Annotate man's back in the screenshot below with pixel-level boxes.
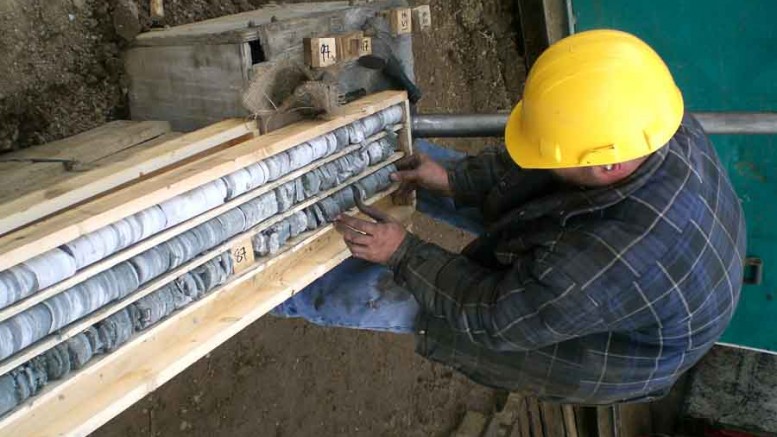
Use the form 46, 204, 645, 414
402, 115, 746, 403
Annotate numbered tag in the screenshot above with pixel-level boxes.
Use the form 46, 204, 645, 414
230, 237, 255, 274
303, 37, 338, 68
381, 8, 412, 35
359, 37, 372, 57
412, 5, 432, 32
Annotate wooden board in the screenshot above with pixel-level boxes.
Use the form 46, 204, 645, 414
0, 90, 406, 271
540, 403, 566, 437
596, 406, 615, 437
0, 119, 254, 238
133, 2, 352, 46
527, 398, 545, 437
0, 121, 170, 206
125, 0, 410, 133
615, 404, 653, 437
256, 0, 407, 60
0, 197, 413, 437
0, 121, 168, 163
0, 153, 406, 375
0, 127, 399, 325
125, 44, 253, 132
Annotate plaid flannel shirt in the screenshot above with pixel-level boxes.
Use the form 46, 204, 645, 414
388, 114, 746, 404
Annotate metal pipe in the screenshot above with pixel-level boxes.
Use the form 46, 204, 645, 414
412, 114, 509, 138
692, 112, 777, 134
411, 112, 777, 138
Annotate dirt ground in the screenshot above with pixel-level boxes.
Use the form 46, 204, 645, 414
0, 0, 526, 435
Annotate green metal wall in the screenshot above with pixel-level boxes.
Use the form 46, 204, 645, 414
573, 0, 777, 352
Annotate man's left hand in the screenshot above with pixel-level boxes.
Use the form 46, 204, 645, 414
334, 210, 406, 265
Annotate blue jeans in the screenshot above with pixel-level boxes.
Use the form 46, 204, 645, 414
271, 140, 485, 333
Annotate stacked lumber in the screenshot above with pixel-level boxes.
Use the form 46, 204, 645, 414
0, 91, 413, 436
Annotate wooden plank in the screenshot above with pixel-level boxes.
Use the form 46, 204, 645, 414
512, 396, 533, 437
540, 403, 566, 437
257, 0, 406, 60
0, 130, 179, 210
0, 197, 413, 437
0, 119, 254, 238
125, 44, 252, 131
133, 2, 351, 47
596, 406, 615, 437
527, 398, 545, 437
616, 403, 653, 437
561, 405, 579, 437
0, 153, 404, 376
0, 127, 400, 324
0, 121, 169, 162
0, 121, 170, 207
0, 91, 406, 271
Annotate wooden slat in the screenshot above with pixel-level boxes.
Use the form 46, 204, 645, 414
133, 2, 351, 47
513, 396, 533, 437
540, 403, 567, 437
0, 155, 404, 376
561, 405, 579, 437
0, 119, 254, 238
125, 44, 252, 132
596, 406, 616, 437
0, 121, 170, 197
0, 121, 169, 162
527, 398, 545, 437
0, 196, 413, 437
0, 90, 406, 271
616, 404, 653, 437
0, 127, 400, 324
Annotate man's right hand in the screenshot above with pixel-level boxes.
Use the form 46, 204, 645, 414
390, 153, 453, 201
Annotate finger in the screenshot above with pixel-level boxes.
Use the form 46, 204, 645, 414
354, 197, 393, 223
335, 222, 373, 245
390, 169, 419, 183
395, 181, 416, 196
347, 245, 371, 260
350, 185, 375, 220
394, 154, 423, 171
336, 214, 378, 235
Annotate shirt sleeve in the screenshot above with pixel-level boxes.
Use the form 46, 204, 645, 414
388, 233, 608, 352
448, 146, 516, 208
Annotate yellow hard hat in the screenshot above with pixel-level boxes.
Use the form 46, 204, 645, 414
505, 29, 684, 169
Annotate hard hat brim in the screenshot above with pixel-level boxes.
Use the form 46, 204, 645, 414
504, 101, 543, 169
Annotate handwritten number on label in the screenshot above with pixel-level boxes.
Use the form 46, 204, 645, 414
234, 246, 247, 263
320, 44, 331, 60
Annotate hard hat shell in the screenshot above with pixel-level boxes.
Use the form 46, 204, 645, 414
505, 29, 684, 169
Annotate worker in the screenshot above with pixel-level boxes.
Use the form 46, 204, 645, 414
272, 29, 746, 404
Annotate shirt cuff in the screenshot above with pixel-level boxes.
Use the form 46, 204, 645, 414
447, 166, 474, 209
387, 232, 423, 274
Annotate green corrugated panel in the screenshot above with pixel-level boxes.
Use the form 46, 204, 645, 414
573, 0, 777, 351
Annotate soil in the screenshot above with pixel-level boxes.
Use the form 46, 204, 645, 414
0, 0, 526, 435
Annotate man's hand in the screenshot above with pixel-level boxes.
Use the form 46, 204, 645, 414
334, 202, 407, 265
391, 153, 452, 202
